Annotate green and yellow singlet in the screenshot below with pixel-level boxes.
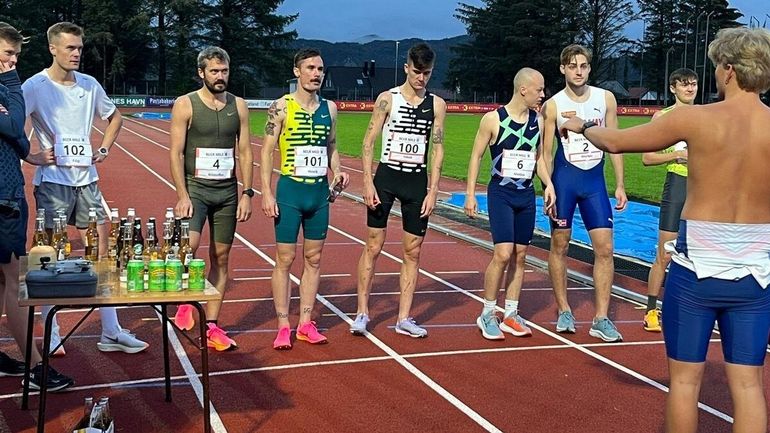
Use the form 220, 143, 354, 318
279, 94, 332, 184
658, 105, 688, 177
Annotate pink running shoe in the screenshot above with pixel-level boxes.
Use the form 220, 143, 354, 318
206, 323, 237, 351
174, 305, 195, 331
296, 321, 328, 345
273, 326, 292, 350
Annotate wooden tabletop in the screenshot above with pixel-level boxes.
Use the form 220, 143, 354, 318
19, 257, 220, 307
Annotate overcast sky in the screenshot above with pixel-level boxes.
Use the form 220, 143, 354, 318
277, 0, 769, 42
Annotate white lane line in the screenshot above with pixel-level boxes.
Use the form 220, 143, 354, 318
232, 277, 272, 281
326, 224, 735, 424
434, 271, 479, 275
92, 126, 228, 433
119, 124, 502, 432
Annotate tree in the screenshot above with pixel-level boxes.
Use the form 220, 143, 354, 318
578, 0, 635, 83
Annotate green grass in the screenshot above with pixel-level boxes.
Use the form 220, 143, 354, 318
249, 111, 666, 202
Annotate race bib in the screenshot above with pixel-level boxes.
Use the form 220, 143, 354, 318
501, 149, 536, 179
389, 132, 427, 164
294, 146, 328, 177
54, 135, 92, 167
195, 148, 234, 180
565, 131, 603, 163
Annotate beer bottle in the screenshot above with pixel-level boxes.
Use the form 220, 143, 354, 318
126, 207, 136, 239
84, 208, 99, 261
179, 221, 193, 289
131, 217, 144, 260
36, 208, 45, 222
160, 221, 174, 261
59, 216, 71, 259
172, 217, 182, 255
33, 217, 49, 247
107, 208, 120, 266
164, 207, 174, 226
52, 217, 67, 261
148, 217, 159, 248
143, 221, 160, 265
119, 223, 133, 280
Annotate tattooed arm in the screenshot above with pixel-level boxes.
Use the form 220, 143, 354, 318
361, 91, 392, 209
260, 97, 287, 218
327, 101, 349, 189
421, 96, 447, 218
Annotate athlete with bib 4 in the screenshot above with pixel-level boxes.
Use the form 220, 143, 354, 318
261, 49, 349, 350
640, 68, 697, 332
541, 44, 627, 342
169, 46, 253, 351
350, 43, 446, 338
464, 68, 555, 340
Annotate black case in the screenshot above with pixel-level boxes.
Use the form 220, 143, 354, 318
26, 262, 98, 298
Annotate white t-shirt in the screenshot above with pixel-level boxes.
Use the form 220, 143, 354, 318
23, 70, 116, 187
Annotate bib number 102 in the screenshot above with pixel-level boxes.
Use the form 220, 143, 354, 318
63, 145, 87, 156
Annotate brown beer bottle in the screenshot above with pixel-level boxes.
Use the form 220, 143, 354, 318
84, 208, 99, 262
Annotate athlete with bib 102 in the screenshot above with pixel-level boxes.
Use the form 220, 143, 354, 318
261, 49, 349, 350
541, 44, 627, 342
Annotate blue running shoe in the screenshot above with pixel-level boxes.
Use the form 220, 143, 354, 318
589, 317, 623, 342
476, 313, 505, 340
555, 310, 576, 333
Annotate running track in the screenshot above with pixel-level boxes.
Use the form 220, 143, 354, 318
1, 113, 766, 432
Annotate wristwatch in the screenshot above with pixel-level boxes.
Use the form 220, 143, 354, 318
580, 121, 598, 134
97, 147, 109, 157
242, 188, 255, 198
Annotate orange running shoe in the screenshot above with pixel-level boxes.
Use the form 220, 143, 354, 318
174, 304, 195, 331
273, 326, 292, 350
500, 313, 533, 337
296, 321, 328, 345
206, 323, 237, 351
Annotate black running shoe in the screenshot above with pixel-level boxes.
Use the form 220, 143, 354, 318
0, 351, 26, 377
25, 364, 74, 392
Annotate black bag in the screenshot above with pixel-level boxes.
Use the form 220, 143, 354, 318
26, 258, 98, 298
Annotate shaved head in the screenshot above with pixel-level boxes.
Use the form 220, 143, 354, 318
513, 67, 543, 90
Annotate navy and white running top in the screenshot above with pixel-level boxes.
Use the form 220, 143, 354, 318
553, 86, 607, 171
490, 107, 539, 189
380, 87, 434, 173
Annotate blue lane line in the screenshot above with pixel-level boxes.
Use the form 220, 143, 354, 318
446, 193, 660, 263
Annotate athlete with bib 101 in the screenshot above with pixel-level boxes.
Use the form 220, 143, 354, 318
541, 44, 627, 342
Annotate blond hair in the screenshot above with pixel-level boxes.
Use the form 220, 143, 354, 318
708, 27, 770, 93
560, 44, 592, 66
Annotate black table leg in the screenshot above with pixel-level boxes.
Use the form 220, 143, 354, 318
161, 304, 171, 402
191, 302, 211, 433
37, 305, 59, 433
21, 305, 35, 410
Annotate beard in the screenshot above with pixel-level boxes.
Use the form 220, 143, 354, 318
204, 78, 228, 94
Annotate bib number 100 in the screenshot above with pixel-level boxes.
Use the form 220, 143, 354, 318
398, 143, 420, 154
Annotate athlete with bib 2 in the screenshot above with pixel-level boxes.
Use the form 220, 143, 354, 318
350, 43, 446, 338
541, 44, 627, 342
261, 49, 349, 350
169, 46, 253, 351
464, 68, 556, 340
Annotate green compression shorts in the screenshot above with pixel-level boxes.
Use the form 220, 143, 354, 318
274, 175, 329, 243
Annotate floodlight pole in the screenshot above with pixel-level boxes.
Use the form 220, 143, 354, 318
394, 41, 400, 87
664, 47, 674, 104
702, 11, 715, 104
683, 13, 695, 68
692, 11, 706, 74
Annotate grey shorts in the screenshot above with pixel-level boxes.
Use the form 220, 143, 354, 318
187, 179, 238, 245
34, 181, 107, 229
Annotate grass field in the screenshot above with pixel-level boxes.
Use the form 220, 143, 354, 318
249, 111, 668, 203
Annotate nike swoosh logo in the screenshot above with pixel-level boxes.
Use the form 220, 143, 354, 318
79, 94, 85, 99
421, 109, 432, 113
529, 126, 538, 131
321, 114, 329, 118
226, 112, 236, 116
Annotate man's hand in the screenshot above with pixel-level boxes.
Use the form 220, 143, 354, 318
261, 192, 279, 218
543, 184, 557, 219
420, 190, 438, 218
175, 196, 194, 219
333, 172, 350, 190
559, 115, 586, 138
0, 104, 7, 115
464, 194, 478, 218
92, 150, 108, 164
362, 180, 380, 210
675, 149, 688, 164
26, 148, 54, 166
236, 195, 252, 222
614, 186, 628, 211
0, 59, 15, 73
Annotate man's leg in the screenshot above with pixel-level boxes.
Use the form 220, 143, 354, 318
298, 238, 325, 324
665, 359, 705, 433
0, 260, 42, 366
272, 243, 296, 329
548, 228, 572, 313
587, 228, 613, 319
397, 232, 425, 322
644, 229, 677, 331
355, 228, 386, 316
206, 241, 232, 321
476, 243, 511, 340
725, 363, 766, 433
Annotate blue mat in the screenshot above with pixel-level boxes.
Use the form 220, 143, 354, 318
130, 112, 171, 120
446, 193, 661, 263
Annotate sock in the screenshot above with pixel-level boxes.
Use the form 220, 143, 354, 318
100, 307, 121, 338
41, 305, 61, 349
482, 299, 496, 316
504, 300, 519, 319
206, 319, 218, 326
646, 296, 658, 312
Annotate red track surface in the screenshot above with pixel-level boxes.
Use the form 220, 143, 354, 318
1, 114, 766, 433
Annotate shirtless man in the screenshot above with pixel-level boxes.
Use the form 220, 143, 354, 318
561, 27, 770, 433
